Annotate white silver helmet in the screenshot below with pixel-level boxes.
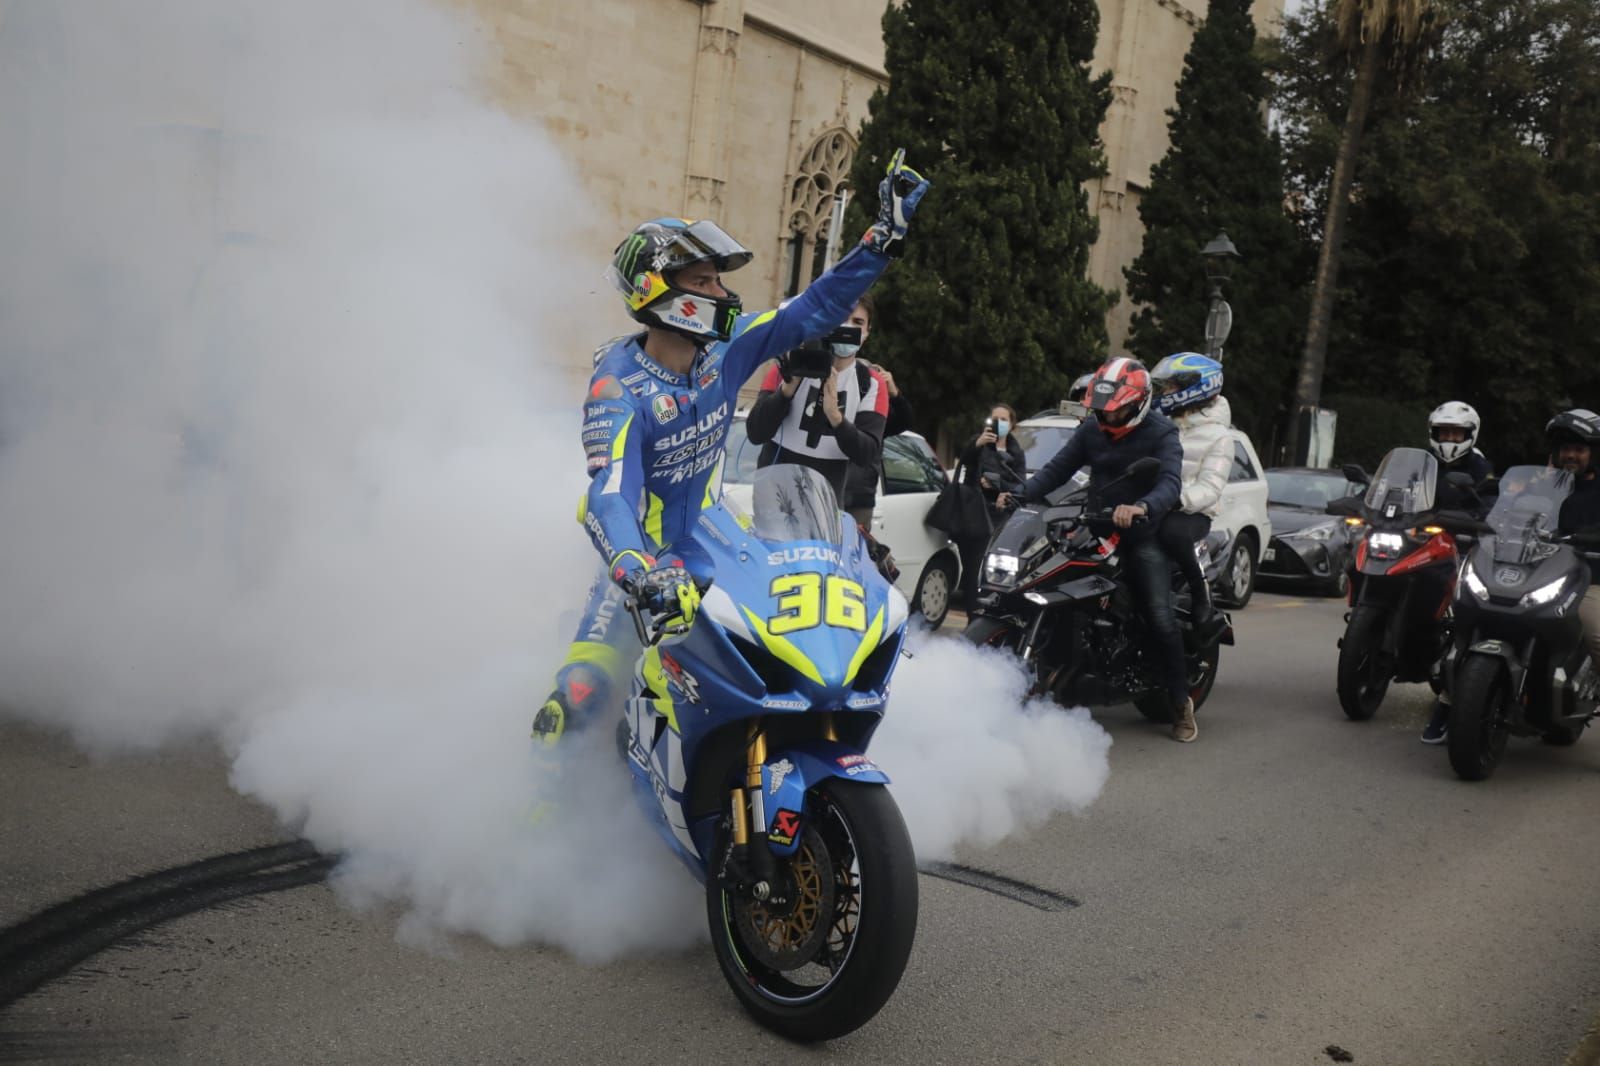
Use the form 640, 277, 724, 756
1427, 401, 1480, 463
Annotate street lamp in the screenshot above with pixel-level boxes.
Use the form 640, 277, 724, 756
1200, 231, 1239, 362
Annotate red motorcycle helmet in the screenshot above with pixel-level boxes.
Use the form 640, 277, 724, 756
1086, 357, 1154, 440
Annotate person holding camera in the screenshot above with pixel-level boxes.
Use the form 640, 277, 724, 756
746, 297, 889, 506
953, 403, 1027, 611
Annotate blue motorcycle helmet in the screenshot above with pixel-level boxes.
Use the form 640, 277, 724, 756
1151, 352, 1223, 416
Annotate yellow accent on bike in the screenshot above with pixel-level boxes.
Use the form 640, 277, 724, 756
844, 606, 886, 685
642, 646, 680, 733
765, 573, 867, 635
824, 576, 867, 630
740, 606, 826, 686
769, 573, 822, 635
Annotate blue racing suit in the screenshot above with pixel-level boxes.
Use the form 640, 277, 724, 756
549, 244, 892, 722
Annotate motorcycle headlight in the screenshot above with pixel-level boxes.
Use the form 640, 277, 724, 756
1462, 566, 1489, 600
1368, 531, 1405, 557
985, 552, 1020, 587
1520, 576, 1568, 608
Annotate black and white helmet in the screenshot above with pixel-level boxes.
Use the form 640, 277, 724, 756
1427, 401, 1480, 463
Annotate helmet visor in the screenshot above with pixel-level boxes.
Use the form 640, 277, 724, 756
666, 220, 754, 274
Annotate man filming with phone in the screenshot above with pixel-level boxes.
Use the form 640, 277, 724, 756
746, 297, 889, 506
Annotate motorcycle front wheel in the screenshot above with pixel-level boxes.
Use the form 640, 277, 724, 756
708, 779, 918, 1042
1337, 605, 1392, 720
1447, 655, 1510, 781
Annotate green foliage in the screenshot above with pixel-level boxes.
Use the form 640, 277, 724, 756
1321, 391, 1434, 468
1123, 0, 1308, 445
1274, 0, 1600, 465
845, 0, 1114, 450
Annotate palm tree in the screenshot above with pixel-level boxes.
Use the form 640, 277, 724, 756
1285, 0, 1435, 463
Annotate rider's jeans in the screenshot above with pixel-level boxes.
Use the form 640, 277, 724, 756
1580, 587, 1600, 673
1123, 533, 1191, 708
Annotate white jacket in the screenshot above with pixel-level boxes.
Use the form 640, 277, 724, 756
1172, 396, 1233, 518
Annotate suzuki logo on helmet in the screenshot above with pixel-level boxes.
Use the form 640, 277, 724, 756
680, 300, 698, 317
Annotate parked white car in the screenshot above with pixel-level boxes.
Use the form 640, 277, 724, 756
719, 412, 963, 628
1010, 402, 1273, 607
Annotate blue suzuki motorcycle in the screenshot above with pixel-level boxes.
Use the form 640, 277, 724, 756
618, 464, 917, 1041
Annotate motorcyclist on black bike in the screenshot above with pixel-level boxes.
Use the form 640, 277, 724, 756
998, 357, 1192, 741
1550, 409, 1600, 676
1421, 401, 1496, 743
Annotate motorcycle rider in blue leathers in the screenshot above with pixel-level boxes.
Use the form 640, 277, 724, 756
531, 154, 931, 746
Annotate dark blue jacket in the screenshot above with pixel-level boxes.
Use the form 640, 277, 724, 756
1557, 472, 1600, 583
1022, 412, 1185, 536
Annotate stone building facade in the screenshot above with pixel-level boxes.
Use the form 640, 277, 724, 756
465, 0, 1282, 382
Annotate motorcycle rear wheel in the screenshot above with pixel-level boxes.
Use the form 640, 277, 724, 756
1447, 655, 1511, 781
708, 780, 918, 1042
1134, 649, 1220, 722
1336, 606, 1391, 720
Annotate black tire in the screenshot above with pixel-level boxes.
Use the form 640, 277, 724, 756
1336, 605, 1392, 720
708, 780, 918, 1042
911, 554, 957, 629
1224, 535, 1257, 608
1447, 654, 1510, 781
1133, 645, 1220, 722
1326, 566, 1350, 599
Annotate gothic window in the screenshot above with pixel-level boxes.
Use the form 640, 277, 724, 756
783, 128, 855, 298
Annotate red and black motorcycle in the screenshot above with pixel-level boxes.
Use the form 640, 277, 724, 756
1326, 447, 1472, 720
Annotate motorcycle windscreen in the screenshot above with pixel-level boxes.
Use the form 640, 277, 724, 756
1485, 465, 1573, 564
1364, 447, 1438, 517
747, 464, 847, 547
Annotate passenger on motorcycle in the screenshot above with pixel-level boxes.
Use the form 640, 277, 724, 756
1422, 401, 1496, 743
531, 157, 930, 747
997, 357, 1195, 741
1551, 409, 1600, 676
1150, 353, 1231, 628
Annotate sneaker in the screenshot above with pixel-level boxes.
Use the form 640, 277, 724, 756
1171, 697, 1198, 743
1421, 698, 1449, 745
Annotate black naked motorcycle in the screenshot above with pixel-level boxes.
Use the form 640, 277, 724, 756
1326, 448, 1466, 721
962, 458, 1234, 723
1444, 466, 1600, 780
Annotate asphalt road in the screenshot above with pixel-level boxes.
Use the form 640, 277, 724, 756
3, 591, 1598, 1065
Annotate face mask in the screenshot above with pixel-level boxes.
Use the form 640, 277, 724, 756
996, 419, 1010, 437
830, 342, 860, 359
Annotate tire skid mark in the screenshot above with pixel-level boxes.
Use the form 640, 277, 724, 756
0, 841, 334, 1010
919, 861, 1080, 912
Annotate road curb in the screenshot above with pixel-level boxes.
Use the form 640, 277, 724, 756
1569, 1007, 1600, 1066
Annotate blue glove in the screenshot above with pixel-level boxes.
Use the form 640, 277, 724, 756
861, 148, 930, 258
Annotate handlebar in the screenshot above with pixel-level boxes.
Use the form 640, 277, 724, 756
622, 574, 714, 647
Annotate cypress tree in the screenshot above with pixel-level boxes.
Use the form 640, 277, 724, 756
846, 0, 1114, 451
1123, 0, 1306, 446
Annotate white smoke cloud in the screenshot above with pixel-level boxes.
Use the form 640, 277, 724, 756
0, 0, 1109, 962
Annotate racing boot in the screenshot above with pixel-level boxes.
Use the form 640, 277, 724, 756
1172, 696, 1198, 743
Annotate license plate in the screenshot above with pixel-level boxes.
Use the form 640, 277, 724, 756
1262, 548, 1276, 562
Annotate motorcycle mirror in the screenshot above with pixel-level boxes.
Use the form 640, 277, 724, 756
1341, 463, 1370, 485
1126, 456, 1162, 483
1324, 496, 1360, 517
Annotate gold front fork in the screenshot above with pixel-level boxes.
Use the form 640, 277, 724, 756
731, 718, 768, 846
821, 712, 839, 742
